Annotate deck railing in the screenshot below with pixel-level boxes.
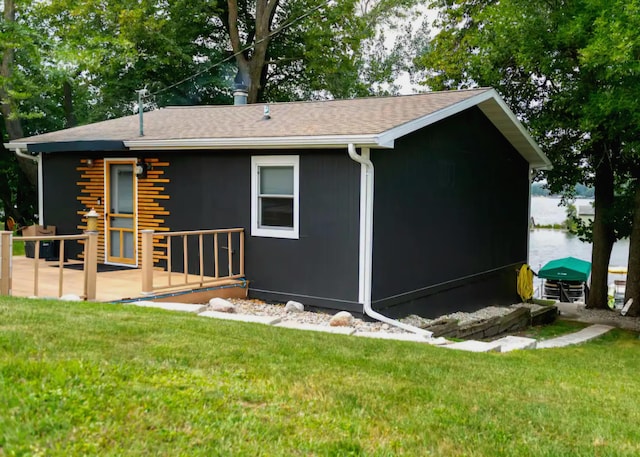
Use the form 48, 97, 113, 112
0, 231, 98, 299
141, 228, 245, 294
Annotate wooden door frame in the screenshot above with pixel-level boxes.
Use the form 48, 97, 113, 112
104, 158, 138, 267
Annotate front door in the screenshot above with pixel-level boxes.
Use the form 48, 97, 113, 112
106, 160, 137, 265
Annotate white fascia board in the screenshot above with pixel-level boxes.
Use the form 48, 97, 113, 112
4, 142, 28, 151
124, 135, 382, 150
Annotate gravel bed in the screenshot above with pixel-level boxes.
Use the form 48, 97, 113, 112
226, 298, 407, 333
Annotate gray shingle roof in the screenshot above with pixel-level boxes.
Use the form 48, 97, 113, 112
7, 88, 552, 169
14, 89, 490, 143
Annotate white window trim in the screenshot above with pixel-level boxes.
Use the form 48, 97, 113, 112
251, 155, 299, 239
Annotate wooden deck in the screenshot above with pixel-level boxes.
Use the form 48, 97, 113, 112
10, 256, 244, 302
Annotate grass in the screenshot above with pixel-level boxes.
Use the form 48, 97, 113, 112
1, 297, 640, 456
11, 240, 25, 256
0, 222, 26, 255
516, 319, 590, 340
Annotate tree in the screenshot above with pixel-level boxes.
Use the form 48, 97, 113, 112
1, 0, 39, 225
211, 0, 420, 103
416, 0, 639, 309
580, 0, 640, 314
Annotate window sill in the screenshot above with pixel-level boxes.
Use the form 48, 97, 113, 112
251, 227, 299, 239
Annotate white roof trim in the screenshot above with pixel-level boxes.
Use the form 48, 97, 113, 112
123, 135, 383, 150
3, 142, 28, 151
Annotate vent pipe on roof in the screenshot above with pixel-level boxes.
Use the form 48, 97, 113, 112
136, 88, 147, 137
233, 83, 248, 105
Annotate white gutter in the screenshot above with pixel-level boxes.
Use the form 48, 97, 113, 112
125, 135, 384, 150
14, 148, 43, 225
347, 143, 434, 338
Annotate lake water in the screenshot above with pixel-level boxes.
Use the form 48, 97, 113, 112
528, 196, 629, 274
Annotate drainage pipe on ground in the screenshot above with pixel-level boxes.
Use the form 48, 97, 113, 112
347, 144, 433, 338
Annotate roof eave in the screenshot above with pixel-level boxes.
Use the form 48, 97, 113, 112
376, 88, 553, 170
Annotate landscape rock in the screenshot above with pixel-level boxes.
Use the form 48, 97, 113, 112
329, 311, 354, 327
284, 300, 305, 313
59, 294, 82, 301
208, 297, 236, 313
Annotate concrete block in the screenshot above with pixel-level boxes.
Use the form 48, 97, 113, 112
537, 324, 614, 348
275, 321, 355, 335
198, 310, 281, 325
355, 331, 431, 342
128, 301, 207, 313
444, 340, 502, 353
492, 335, 537, 352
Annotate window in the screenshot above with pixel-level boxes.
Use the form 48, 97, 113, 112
251, 155, 299, 239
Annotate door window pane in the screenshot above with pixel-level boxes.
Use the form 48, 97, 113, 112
110, 164, 134, 214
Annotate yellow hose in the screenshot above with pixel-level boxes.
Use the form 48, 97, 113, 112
517, 264, 534, 302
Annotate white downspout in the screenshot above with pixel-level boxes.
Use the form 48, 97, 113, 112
347, 144, 434, 338
15, 148, 43, 225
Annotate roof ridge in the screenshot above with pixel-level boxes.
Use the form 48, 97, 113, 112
162, 88, 491, 110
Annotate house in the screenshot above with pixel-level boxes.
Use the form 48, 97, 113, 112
5, 88, 551, 318
577, 204, 595, 224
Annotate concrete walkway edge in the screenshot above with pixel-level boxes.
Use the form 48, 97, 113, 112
126, 301, 616, 352
536, 324, 614, 349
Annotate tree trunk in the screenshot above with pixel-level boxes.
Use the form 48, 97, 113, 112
623, 174, 640, 316
227, 0, 279, 104
63, 80, 76, 128
587, 151, 616, 309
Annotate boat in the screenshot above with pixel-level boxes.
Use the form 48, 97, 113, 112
607, 266, 627, 309
537, 257, 591, 303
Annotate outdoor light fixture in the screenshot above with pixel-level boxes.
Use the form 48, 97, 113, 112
86, 208, 99, 232
86, 158, 94, 168
135, 159, 148, 178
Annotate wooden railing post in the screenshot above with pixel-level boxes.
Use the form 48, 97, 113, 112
0, 231, 12, 296
239, 230, 245, 277
141, 230, 154, 294
84, 232, 98, 300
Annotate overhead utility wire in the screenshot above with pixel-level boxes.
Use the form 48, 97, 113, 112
147, 0, 331, 98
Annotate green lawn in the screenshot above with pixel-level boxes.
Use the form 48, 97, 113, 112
1, 297, 640, 456
0, 222, 26, 255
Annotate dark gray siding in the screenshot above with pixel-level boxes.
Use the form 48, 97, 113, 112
162, 149, 361, 313
42, 154, 85, 258
371, 107, 530, 318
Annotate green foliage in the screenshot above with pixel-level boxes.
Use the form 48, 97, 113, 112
1, 297, 640, 455
417, 0, 639, 201
417, 0, 640, 306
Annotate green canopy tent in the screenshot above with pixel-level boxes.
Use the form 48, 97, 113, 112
538, 257, 592, 282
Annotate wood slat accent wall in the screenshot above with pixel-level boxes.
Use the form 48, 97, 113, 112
75, 158, 170, 267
